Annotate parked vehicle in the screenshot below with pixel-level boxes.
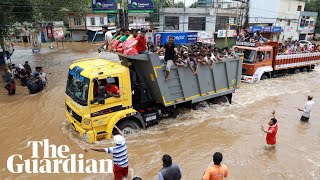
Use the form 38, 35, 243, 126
65, 54, 242, 142
299, 40, 313, 46
235, 41, 320, 83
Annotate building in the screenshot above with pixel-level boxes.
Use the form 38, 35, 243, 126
159, 6, 239, 46
67, 12, 150, 41
248, 0, 317, 41
67, 12, 115, 41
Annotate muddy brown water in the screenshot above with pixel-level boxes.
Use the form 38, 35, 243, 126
0, 44, 319, 180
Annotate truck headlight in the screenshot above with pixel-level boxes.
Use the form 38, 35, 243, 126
83, 119, 91, 125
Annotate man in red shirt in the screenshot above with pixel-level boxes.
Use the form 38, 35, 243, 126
105, 83, 120, 97
126, 29, 148, 54
261, 110, 278, 149
94, 80, 120, 98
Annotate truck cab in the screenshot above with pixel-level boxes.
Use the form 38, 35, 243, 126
65, 58, 144, 142
234, 41, 275, 83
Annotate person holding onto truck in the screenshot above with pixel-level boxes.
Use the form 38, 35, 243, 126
125, 29, 148, 54
187, 53, 198, 76
298, 96, 315, 122
100, 25, 113, 51
156, 36, 178, 81
202, 152, 228, 180
261, 110, 278, 149
85, 125, 129, 180
158, 154, 182, 180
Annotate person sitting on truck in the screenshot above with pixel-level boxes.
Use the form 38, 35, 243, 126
156, 36, 178, 81
94, 79, 120, 98
84, 125, 129, 180
125, 29, 148, 54
187, 53, 197, 76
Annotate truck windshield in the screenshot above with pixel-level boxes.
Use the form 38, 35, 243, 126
66, 70, 89, 106
242, 50, 256, 64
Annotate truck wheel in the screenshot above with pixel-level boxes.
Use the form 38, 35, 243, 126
302, 68, 308, 73
294, 69, 300, 74
260, 75, 268, 80
213, 96, 229, 104
168, 108, 178, 119
117, 120, 140, 135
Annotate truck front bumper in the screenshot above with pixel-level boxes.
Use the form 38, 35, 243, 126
241, 75, 255, 83
66, 112, 96, 143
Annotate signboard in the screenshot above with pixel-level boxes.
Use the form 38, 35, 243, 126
235, 41, 256, 47
53, 27, 64, 39
128, 0, 154, 13
263, 26, 272, 33
154, 32, 198, 45
217, 30, 236, 38
272, 26, 282, 33
297, 12, 318, 33
92, 0, 117, 13
250, 26, 282, 33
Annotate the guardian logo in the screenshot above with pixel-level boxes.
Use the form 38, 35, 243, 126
7, 139, 113, 173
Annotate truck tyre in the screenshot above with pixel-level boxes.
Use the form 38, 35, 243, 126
302, 67, 308, 72
117, 120, 140, 135
294, 69, 300, 74
260, 75, 268, 80
168, 108, 178, 119
213, 96, 229, 104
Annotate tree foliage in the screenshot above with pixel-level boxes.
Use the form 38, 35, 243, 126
0, 0, 90, 45
305, 0, 320, 33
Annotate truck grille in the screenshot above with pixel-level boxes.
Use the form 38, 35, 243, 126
66, 105, 82, 123
242, 68, 247, 75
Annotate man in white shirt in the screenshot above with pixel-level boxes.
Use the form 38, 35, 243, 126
298, 96, 315, 122
100, 25, 113, 51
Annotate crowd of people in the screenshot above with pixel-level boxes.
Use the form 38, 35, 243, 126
1, 61, 47, 95
278, 40, 320, 54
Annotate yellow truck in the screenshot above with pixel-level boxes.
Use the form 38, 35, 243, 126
66, 54, 242, 142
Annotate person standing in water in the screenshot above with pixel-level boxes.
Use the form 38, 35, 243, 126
261, 110, 278, 149
298, 96, 315, 122
85, 125, 129, 180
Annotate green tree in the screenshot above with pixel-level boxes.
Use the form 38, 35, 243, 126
305, 0, 320, 33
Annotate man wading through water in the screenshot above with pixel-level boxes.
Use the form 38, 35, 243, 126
85, 125, 129, 180
261, 110, 278, 149
298, 96, 315, 122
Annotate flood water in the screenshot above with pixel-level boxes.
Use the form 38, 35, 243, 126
0, 43, 319, 180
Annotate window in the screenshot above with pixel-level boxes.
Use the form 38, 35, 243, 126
93, 77, 120, 99
242, 50, 256, 64
257, 51, 265, 62
266, 51, 271, 60
90, 17, 95, 26
165, 16, 179, 30
74, 17, 81, 26
66, 72, 89, 106
100, 17, 104, 25
297, 5, 302, 11
310, 21, 314, 26
305, 21, 309, 27
188, 17, 206, 31
216, 16, 229, 31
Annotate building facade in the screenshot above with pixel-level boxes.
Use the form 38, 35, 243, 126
159, 7, 239, 46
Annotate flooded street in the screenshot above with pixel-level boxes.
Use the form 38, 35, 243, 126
1, 44, 320, 180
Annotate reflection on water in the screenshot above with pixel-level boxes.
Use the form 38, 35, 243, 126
0, 44, 320, 179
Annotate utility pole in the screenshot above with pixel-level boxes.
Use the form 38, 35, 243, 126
243, 0, 249, 29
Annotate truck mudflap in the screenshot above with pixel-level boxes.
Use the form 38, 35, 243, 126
66, 112, 96, 143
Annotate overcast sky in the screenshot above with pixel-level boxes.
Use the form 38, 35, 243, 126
176, 0, 196, 6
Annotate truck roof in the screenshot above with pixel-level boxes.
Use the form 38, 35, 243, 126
70, 58, 126, 78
